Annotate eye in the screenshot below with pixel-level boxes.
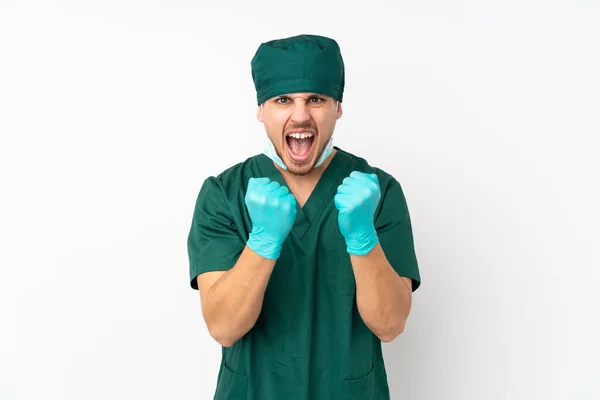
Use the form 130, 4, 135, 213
275, 96, 290, 104
308, 96, 324, 103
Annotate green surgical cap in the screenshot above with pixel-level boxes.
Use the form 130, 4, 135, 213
251, 34, 345, 105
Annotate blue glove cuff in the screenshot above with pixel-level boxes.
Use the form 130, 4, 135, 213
246, 231, 282, 259
345, 229, 379, 256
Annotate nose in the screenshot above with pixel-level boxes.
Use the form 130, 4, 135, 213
290, 100, 311, 124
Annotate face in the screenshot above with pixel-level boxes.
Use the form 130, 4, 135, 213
257, 93, 343, 176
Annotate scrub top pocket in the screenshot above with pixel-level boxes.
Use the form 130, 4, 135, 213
343, 362, 375, 400
214, 362, 248, 400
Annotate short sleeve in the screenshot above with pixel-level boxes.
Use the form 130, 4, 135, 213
374, 178, 421, 292
187, 177, 246, 290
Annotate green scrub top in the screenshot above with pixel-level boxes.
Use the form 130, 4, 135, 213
188, 146, 421, 400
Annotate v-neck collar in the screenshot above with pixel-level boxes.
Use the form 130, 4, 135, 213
257, 146, 355, 239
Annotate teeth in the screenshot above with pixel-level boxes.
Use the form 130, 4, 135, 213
288, 132, 314, 139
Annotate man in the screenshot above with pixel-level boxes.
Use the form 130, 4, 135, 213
187, 34, 421, 400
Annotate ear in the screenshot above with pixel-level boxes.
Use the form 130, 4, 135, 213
336, 102, 343, 119
257, 104, 264, 122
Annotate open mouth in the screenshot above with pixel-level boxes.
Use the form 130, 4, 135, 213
285, 131, 316, 163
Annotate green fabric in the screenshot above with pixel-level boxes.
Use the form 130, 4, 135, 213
250, 34, 345, 105
187, 147, 421, 400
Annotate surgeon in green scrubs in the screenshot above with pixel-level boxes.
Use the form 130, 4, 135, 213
187, 34, 421, 400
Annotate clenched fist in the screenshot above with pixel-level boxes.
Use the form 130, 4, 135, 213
334, 171, 381, 256
245, 177, 297, 259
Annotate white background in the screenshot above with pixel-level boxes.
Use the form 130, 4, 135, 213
2, 0, 599, 399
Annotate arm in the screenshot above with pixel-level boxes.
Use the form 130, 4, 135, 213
351, 243, 412, 342
197, 246, 276, 347
188, 176, 297, 348
334, 171, 421, 343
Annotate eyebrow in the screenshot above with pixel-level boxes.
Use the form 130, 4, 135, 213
274, 94, 327, 101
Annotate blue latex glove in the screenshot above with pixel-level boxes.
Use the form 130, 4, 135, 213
334, 171, 381, 256
245, 177, 297, 259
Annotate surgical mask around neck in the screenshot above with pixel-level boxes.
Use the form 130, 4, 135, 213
314, 135, 334, 167
263, 139, 288, 170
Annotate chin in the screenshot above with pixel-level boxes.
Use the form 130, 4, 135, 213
284, 159, 315, 176
283, 149, 325, 176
